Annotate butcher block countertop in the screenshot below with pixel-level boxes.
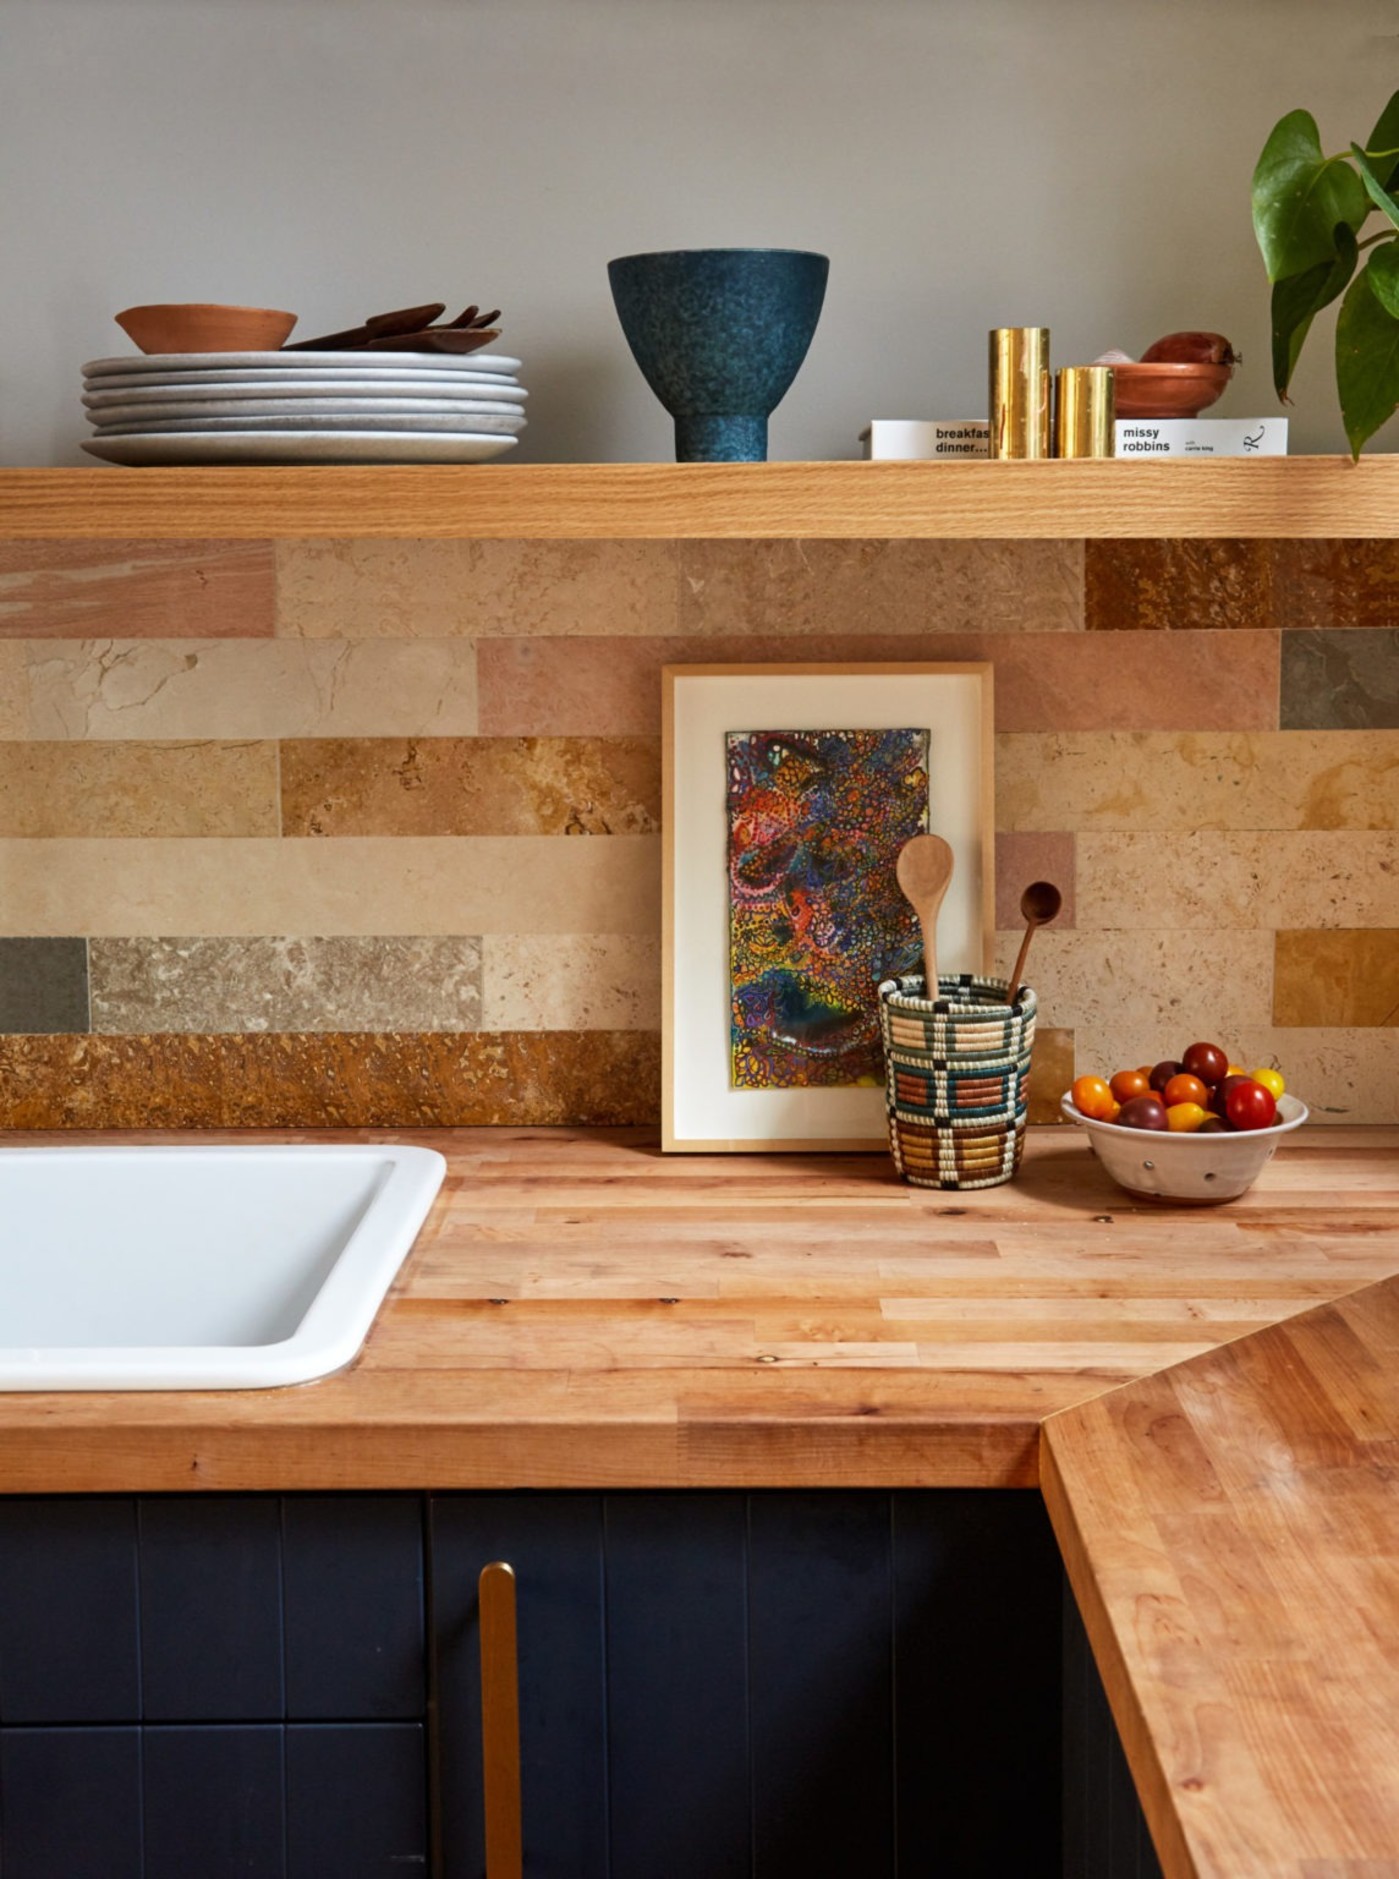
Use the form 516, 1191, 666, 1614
4, 1123, 1398, 1878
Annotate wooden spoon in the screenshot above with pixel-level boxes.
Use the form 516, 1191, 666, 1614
896, 835, 955, 999
1005, 880, 1062, 1008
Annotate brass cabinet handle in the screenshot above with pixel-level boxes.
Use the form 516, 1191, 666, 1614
478, 1561, 523, 1879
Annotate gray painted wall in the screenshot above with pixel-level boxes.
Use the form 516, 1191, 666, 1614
1, 0, 1392, 465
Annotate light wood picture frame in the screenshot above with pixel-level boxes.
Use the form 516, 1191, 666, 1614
663, 663, 995, 1152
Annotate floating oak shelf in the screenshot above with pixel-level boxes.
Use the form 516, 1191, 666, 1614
0, 456, 1393, 539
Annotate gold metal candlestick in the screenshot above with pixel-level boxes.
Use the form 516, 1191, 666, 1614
989, 327, 1050, 459
1056, 365, 1115, 458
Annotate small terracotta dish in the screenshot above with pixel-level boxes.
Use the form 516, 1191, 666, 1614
1111, 361, 1231, 420
114, 303, 298, 354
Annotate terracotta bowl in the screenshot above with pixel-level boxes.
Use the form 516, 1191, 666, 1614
114, 303, 298, 354
1111, 361, 1231, 420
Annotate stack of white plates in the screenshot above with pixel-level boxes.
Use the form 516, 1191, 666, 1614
80, 350, 528, 464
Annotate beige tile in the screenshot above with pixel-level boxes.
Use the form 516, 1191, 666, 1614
90, 935, 482, 1033
1077, 832, 1399, 929
996, 731, 1399, 832
1274, 930, 1399, 1027
995, 832, 1075, 928
992, 928, 1274, 1042
0, 642, 29, 737
0, 836, 660, 938
276, 539, 679, 638
482, 934, 661, 1030
1071, 1025, 1399, 1123
676, 539, 1084, 635
0, 742, 278, 837
0, 541, 274, 638
23, 638, 477, 739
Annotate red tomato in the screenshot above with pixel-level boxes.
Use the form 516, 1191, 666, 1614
1225, 1079, 1277, 1131
1162, 1073, 1208, 1110
1117, 1095, 1169, 1131
1148, 1060, 1182, 1094
1181, 1041, 1229, 1087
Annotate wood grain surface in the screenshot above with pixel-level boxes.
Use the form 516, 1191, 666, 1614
0, 1124, 1394, 1494
2, 460, 1396, 539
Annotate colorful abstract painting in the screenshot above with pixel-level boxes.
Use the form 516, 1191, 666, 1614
727, 727, 929, 1089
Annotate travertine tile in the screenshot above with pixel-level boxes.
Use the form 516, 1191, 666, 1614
1027, 1027, 1074, 1124
1281, 629, 1399, 730
0, 742, 278, 837
1077, 831, 1399, 929
1273, 540, 1399, 631
0, 836, 660, 937
992, 928, 1273, 1043
482, 935, 660, 1030
677, 539, 1083, 634
276, 540, 679, 637
90, 936, 482, 1034
0, 1030, 661, 1128
1274, 930, 1399, 1027
0, 541, 274, 638
995, 832, 1076, 929
476, 631, 1279, 736
995, 731, 1399, 831
0, 937, 87, 1033
0, 643, 28, 737
1085, 540, 1272, 631
1070, 1025, 1398, 1123
280, 737, 660, 837
24, 638, 478, 739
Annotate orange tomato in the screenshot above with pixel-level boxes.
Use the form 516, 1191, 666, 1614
1110, 1068, 1150, 1103
1070, 1074, 1116, 1120
1166, 1102, 1210, 1132
1162, 1072, 1208, 1110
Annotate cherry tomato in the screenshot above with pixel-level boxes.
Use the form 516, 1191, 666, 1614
1110, 1069, 1151, 1103
1181, 1041, 1228, 1087
1197, 1115, 1230, 1134
1117, 1095, 1169, 1131
1209, 1073, 1249, 1117
1250, 1066, 1285, 1100
1071, 1075, 1116, 1120
1162, 1073, 1208, 1110
1166, 1102, 1210, 1132
1225, 1079, 1277, 1131
1225, 1063, 1246, 1077
1148, 1060, 1182, 1094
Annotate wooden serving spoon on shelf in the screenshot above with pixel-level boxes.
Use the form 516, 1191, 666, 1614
896, 835, 954, 999
1005, 879, 1062, 1007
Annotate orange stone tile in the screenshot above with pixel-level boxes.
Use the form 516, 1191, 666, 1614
995, 832, 1075, 929
0, 1031, 661, 1128
1028, 1027, 1074, 1124
1085, 540, 1272, 631
1273, 540, 1399, 631
279, 736, 660, 836
1274, 930, 1399, 1027
0, 542, 274, 637
476, 632, 1279, 735
0, 741, 278, 837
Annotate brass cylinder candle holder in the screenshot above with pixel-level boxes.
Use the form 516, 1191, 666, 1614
1056, 365, 1115, 458
989, 327, 1050, 459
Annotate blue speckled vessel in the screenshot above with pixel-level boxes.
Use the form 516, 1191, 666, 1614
607, 248, 829, 461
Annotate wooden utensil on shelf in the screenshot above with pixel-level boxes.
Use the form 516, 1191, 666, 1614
896, 835, 955, 999
1005, 880, 1062, 1007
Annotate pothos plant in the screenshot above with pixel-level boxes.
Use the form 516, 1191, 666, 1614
1251, 89, 1399, 455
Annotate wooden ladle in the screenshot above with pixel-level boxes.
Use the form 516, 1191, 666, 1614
1005, 880, 1062, 1008
896, 835, 955, 998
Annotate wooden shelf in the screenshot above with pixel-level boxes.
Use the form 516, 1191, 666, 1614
0, 456, 1394, 538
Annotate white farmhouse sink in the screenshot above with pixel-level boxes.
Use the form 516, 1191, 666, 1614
0, 1145, 445, 1390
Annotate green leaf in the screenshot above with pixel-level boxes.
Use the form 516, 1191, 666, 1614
1271, 224, 1358, 398
1335, 262, 1399, 455
1252, 109, 1370, 281
1367, 239, 1399, 318
1363, 88, 1399, 192
1351, 142, 1399, 231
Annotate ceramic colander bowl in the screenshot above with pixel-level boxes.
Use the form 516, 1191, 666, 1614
1059, 1090, 1309, 1203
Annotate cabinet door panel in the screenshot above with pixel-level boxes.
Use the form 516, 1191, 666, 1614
893, 1489, 1062, 1877
286, 1723, 428, 1877
431, 1492, 608, 1879
283, 1495, 425, 1719
139, 1495, 284, 1720
0, 1726, 141, 1879
604, 1491, 749, 1879
143, 1724, 285, 1879
747, 1491, 895, 1877
0, 1497, 138, 1722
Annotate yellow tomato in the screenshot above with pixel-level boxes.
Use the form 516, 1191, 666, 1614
1250, 1066, 1285, 1100
1166, 1102, 1210, 1132
1226, 1063, 1247, 1078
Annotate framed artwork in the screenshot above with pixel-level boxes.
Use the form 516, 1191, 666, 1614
663, 663, 995, 1151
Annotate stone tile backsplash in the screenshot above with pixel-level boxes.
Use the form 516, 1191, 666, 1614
0, 535, 1395, 1127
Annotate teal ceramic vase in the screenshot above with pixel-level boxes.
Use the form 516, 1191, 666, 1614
607, 248, 830, 462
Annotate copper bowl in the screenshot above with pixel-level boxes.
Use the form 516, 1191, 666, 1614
1111, 361, 1231, 420
114, 303, 298, 354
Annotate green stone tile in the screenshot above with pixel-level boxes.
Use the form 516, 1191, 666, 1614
0, 937, 89, 1033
